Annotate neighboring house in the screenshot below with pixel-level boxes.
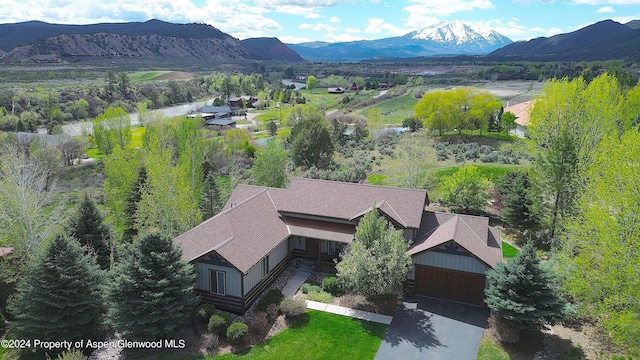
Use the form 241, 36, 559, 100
199, 106, 232, 120
204, 118, 236, 128
504, 100, 533, 138
0, 247, 14, 304
17, 132, 73, 147
174, 178, 502, 313
327, 87, 345, 94
229, 96, 258, 110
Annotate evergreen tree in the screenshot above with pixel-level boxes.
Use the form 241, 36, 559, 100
288, 112, 334, 169
68, 194, 112, 269
200, 172, 222, 220
122, 166, 146, 243
105, 233, 197, 342
497, 170, 539, 230
485, 244, 565, 335
8, 235, 104, 350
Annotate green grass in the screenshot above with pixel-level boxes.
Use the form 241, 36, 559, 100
213, 310, 387, 360
502, 242, 519, 259
83, 147, 105, 159
0, 345, 6, 359
435, 164, 520, 183
476, 338, 512, 360
355, 88, 419, 124
129, 71, 171, 81
367, 174, 387, 185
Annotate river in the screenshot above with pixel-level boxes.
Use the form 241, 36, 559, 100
49, 97, 217, 137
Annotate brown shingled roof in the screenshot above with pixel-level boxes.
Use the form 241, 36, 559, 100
175, 190, 290, 273
408, 212, 502, 268
275, 178, 427, 229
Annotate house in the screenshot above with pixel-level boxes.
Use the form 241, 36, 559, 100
17, 132, 73, 147
204, 118, 236, 128
199, 106, 232, 120
0, 247, 14, 304
504, 100, 533, 138
327, 87, 345, 94
229, 96, 258, 110
174, 178, 501, 313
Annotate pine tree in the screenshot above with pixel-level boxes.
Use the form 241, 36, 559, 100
497, 170, 539, 230
122, 166, 146, 243
105, 233, 197, 342
200, 172, 222, 220
485, 244, 565, 334
8, 235, 104, 349
68, 194, 112, 269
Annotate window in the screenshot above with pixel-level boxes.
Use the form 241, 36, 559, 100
327, 241, 344, 257
262, 256, 269, 277
210, 270, 226, 295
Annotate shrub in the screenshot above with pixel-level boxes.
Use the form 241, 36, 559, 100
252, 312, 271, 334
280, 297, 307, 318
226, 322, 249, 344
322, 276, 343, 296
56, 350, 88, 360
196, 303, 217, 321
200, 333, 219, 352
306, 291, 334, 303
256, 289, 284, 312
301, 284, 321, 294
208, 313, 232, 335
266, 303, 279, 320
0, 313, 5, 334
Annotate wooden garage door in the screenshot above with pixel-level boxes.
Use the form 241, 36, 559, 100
415, 265, 486, 305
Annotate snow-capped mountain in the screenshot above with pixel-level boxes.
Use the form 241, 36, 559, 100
407, 20, 512, 51
288, 20, 512, 62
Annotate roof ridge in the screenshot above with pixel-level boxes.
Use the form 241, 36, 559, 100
457, 216, 485, 244
223, 187, 269, 212
292, 177, 428, 194
379, 200, 407, 227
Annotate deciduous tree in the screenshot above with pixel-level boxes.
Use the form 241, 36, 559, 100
439, 165, 492, 212
306, 75, 317, 93
251, 140, 288, 188
558, 128, 640, 351
336, 210, 412, 298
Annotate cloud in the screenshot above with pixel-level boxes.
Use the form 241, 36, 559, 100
327, 32, 368, 42
279, 35, 314, 44
299, 22, 339, 32
365, 17, 408, 36
597, 5, 615, 11
329, 16, 341, 22
403, 13, 440, 31
529, 26, 564, 37
572, 0, 640, 4
345, 27, 361, 33
404, 0, 494, 17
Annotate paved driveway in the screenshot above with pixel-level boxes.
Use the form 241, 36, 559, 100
375, 297, 489, 360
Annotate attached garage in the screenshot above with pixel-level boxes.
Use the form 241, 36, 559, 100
407, 212, 503, 306
414, 265, 486, 305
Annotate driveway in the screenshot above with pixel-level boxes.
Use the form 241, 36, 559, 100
375, 296, 489, 360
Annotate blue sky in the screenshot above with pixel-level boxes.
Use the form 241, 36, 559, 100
0, 0, 638, 43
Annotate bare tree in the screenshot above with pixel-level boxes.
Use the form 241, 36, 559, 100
58, 139, 84, 166
0, 144, 65, 260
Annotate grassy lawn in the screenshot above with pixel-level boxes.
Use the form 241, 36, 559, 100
435, 164, 521, 183
355, 88, 420, 124
129, 71, 171, 81
476, 338, 512, 360
502, 242, 519, 259
213, 310, 387, 360
83, 147, 105, 159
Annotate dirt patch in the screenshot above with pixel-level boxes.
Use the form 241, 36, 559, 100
155, 71, 195, 80
484, 319, 626, 360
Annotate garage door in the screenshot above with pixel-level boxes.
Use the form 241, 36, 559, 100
415, 265, 486, 305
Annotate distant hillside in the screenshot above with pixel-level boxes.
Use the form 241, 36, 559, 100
489, 19, 640, 61
0, 19, 304, 63
240, 37, 304, 62
2, 32, 256, 62
0, 19, 228, 52
626, 20, 640, 30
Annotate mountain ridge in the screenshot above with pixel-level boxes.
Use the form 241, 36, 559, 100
287, 20, 512, 62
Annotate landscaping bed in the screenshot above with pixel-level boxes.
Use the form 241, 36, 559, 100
295, 273, 401, 316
